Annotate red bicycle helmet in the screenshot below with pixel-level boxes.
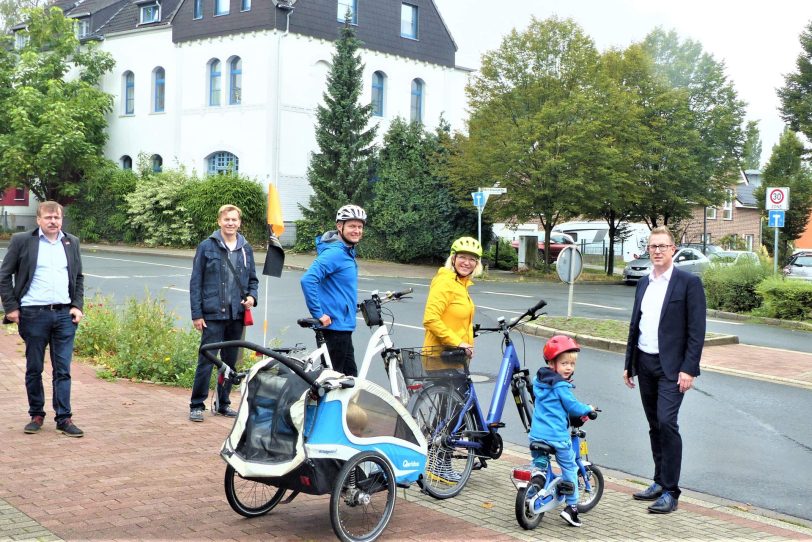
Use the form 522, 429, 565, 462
543, 335, 580, 362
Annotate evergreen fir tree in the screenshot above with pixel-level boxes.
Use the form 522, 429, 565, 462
296, 19, 376, 247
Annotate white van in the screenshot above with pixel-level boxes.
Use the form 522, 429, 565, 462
553, 221, 650, 262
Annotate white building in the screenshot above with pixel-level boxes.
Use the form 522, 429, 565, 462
12, 0, 471, 240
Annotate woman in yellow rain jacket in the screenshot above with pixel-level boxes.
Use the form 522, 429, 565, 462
422, 237, 483, 370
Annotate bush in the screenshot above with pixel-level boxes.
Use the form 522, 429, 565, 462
484, 238, 517, 270
75, 293, 200, 386
754, 276, 812, 321
66, 161, 137, 243
702, 262, 770, 313
183, 173, 268, 247
125, 165, 197, 247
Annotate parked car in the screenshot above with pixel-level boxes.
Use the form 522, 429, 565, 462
510, 232, 576, 260
709, 250, 759, 266
783, 252, 812, 281
678, 243, 723, 256
622, 247, 710, 284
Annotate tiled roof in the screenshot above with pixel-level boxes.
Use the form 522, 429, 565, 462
736, 182, 757, 207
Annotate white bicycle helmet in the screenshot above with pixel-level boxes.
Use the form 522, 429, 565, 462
336, 204, 367, 224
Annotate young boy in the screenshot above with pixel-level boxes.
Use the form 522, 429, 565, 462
529, 335, 595, 527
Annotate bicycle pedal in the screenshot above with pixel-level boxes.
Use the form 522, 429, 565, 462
488, 422, 505, 429
472, 458, 488, 470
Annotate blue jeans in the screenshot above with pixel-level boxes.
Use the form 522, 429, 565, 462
18, 306, 77, 424
190, 319, 244, 411
531, 438, 579, 506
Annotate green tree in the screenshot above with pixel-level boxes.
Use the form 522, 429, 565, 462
754, 129, 812, 263
296, 19, 376, 248
0, 7, 115, 203
638, 28, 745, 225
453, 17, 601, 265
368, 118, 467, 262
741, 120, 763, 170
66, 160, 137, 243
778, 21, 812, 144
0, 0, 43, 33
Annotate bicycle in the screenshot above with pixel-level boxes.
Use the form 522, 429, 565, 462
297, 288, 414, 406
405, 298, 547, 499
512, 410, 604, 530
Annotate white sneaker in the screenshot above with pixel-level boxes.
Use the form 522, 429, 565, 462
427, 456, 461, 484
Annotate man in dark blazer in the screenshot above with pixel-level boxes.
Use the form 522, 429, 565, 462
623, 226, 706, 514
0, 201, 85, 437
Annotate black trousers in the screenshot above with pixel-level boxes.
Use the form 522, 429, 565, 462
322, 329, 357, 377
636, 349, 685, 498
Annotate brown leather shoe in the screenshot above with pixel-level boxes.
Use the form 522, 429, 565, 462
24, 416, 44, 434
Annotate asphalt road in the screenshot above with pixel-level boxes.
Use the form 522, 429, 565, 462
4, 247, 810, 520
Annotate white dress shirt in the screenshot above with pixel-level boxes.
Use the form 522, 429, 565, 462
637, 265, 674, 355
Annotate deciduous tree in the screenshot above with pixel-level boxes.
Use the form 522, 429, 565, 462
778, 21, 812, 145
741, 120, 763, 170
0, 7, 114, 203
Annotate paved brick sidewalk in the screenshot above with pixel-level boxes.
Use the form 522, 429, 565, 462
1, 329, 810, 542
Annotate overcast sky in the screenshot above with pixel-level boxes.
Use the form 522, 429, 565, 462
434, 0, 812, 168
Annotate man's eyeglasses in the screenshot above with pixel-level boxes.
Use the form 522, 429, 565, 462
647, 244, 674, 253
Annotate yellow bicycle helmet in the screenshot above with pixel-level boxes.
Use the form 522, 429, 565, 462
450, 237, 482, 258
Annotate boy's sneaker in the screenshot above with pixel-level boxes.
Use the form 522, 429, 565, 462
24, 416, 44, 434
215, 407, 238, 418
189, 408, 204, 422
56, 419, 84, 438
560, 505, 581, 527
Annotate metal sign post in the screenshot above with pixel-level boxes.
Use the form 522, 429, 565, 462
556, 246, 583, 319
766, 187, 790, 275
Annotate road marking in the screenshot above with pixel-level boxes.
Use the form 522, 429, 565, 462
83, 255, 192, 270
476, 304, 525, 315
166, 287, 189, 293
355, 316, 423, 331
480, 291, 533, 298
403, 282, 427, 287
84, 274, 130, 279
708, 319, 743, 325
85, 273, 189, 279
574, 302, 625, 311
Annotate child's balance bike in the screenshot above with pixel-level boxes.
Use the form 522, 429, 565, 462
511, 410, 603, 530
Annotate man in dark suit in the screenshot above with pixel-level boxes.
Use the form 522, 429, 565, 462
623, 226, 706, 514
0, 201, 85, 437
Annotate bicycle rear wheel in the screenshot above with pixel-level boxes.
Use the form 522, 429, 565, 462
411, 384, 475, 499
224, 465, 286, 517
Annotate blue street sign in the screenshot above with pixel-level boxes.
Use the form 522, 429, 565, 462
472, 191, 484, 208
768, 210, 785, 228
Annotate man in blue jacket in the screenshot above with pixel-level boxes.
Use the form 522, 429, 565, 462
300, 205, 366, 376
623, 226, 706, 514
189, 205, 258, 422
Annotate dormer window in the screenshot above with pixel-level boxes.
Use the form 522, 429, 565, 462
140, 1, 161, 24
75, 17, 91, 38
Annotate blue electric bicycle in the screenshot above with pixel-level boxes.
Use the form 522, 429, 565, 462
403, 299, 546, 499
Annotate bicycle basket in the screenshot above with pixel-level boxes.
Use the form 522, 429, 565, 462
399, 346, 468, 383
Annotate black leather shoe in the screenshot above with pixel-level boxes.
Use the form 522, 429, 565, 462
647, 492, 678, 514
633, 482, 663, 501
216, 407, 238, 418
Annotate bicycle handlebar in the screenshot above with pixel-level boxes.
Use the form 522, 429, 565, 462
474, 298, 547, 335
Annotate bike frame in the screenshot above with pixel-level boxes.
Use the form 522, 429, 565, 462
356, 325, 404, 403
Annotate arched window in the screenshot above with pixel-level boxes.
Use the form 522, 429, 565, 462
123, 71, 135, 115
371, 71, 385, 117
207, 151, 239, 174
410, 78, 424, 123
229, 57, 242, 105
121, 155, 132, 170
153, 67, 165, 113
209, 59, 221, 106
151, 154, 163, 173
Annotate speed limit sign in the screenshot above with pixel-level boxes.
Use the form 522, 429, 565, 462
766, 187, 789, 211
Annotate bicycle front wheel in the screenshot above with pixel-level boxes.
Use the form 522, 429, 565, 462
577, 465, 604, 512
330, 451, 396, 542
224, 464, 286, 517
411, 384, 475, 499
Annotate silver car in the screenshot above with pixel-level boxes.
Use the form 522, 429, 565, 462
710, 250, 760, 266
623, 247, 710, 284
783, 253, 812, 281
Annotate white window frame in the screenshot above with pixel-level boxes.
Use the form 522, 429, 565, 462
193, 0, 202, 19
14, 31, 29, 50
140, 2, 160, 24
722, 189, 733, 220
705, 206, 716, 220
337, 0, 357, 24
75, 18, 91, 38
13, 187, 25, 201
241, 0, 250, 11
745, 234, 754, 251
400, 3, 418, 39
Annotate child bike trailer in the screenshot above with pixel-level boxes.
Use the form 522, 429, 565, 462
201, 341, 427, 542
